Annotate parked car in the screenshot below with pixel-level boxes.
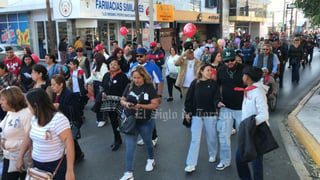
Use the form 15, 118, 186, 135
0, 44, 25, 61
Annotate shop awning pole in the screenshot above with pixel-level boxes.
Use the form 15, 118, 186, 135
149, 0, 154, 42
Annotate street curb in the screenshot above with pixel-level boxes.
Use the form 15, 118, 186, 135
288, 82, 320, 168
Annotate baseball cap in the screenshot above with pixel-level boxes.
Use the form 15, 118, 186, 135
136, 47, 148, 55
243, 39, 249, 43
150, 42, 156, 47
235, 49, 243, 57
94, 45, 103, 52
223, 48, 236, 61
184, 41, 194, 50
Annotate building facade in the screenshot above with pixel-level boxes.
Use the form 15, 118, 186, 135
0, 0, 269, 60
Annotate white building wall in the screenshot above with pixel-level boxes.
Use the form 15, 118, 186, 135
0, 0, 47, 13
155, 0, 218, 13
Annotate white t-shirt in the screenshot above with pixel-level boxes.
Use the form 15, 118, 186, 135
30, 112, 70, 162
71, 70, 80, 93
183, 60, 195, 87
194, 48, 204, 60
0, 108, 32, 159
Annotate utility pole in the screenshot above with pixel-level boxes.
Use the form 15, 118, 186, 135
219, 0, 223, 38
272, 12, 275, 32
149, 0, 154, 43
135, 0, 142, 44
46, 0, 55, 55
294, 9, 298, 35
287, 3, 295, 39
282, 0, 286, 33
245, 0, 249, 16
290, 6, 293, 38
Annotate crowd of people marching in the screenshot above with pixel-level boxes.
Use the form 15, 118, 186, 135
0, 31, 316, 180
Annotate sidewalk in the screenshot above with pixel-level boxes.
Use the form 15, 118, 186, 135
288, 82, 320, 168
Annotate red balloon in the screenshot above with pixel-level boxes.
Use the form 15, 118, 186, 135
120, 27, 128, 36
183, 23, 196, 38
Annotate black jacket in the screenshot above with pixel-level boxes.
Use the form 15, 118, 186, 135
217, 64, 245, 110
102, 71, 129, 96
19, 64, 33, 91
238, 115, 257, 163
185, 79, 219, 117
59, 41, 67, 51
288, 45, 304, 64
52, 88, 82, 128
238, 115, 279, 163
273, 45, 288, 63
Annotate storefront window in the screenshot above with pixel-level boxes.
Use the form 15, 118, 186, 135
109, 23, 119, 52
231, 0, 267, 18
235, 22, 249, 34
125, 22, 132, 45
45, 21, 57, 56
0, 13, 29, 46
76, 28, 95, 52
8, 14, 17, 22
0, 15, 6, 23
97, 21, 108, 49
58, 22, 67, 41
37, 22, 45, 58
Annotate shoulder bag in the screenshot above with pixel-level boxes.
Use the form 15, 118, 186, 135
118, 110, 136, 135
25, 150, 64, 180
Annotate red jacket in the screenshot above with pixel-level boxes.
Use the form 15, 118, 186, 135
4, 55, 22, 77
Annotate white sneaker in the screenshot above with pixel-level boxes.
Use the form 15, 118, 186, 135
119, 172, 134, 180
209, 156, 216, 163
97, 121, 106, 128
231, 128, 237, 135
216, 162, 230, 171
152, 137, 158, 147
137, 139, 144, 146
184, 165, 196, 173
145, 159, 155, 172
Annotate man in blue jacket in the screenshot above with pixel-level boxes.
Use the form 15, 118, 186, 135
241, 39, 255, 66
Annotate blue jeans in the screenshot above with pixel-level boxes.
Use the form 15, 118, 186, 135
93, 81, 103, 122
33, 157, 67, 180
186, 116, 218, 166
291, 62, 300, 82
125, 118, 155, 171
217, 107, 242, 165
236, 148, 264, 180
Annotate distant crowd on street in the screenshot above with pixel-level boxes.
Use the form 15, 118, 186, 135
0, 30, 317, 180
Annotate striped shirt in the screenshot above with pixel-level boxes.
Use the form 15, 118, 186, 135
29, 112, 70, 162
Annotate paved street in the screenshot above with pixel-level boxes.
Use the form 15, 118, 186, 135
74, 49, 320, 180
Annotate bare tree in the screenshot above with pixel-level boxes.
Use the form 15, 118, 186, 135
46, 0, 55, 55
135, 0, 142, 44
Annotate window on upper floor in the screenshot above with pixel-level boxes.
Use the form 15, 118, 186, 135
205, 0, 218, 8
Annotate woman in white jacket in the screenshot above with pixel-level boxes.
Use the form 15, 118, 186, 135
165, 47, 182, 102
0, 86, 33, 180
235, 66, 269, 180
85, 53, 109, 127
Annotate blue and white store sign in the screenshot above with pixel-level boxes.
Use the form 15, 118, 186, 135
53, 0, 156, 21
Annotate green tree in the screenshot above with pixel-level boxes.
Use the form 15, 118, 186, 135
295, 0, 320, 25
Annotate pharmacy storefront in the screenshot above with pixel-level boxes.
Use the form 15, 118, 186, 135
53, 0, 174, 54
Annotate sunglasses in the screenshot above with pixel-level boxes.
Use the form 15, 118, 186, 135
136, 55, 145, 58
294, 39, 300, 41
224, 59, 235, 63
262, 48, 269, 51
